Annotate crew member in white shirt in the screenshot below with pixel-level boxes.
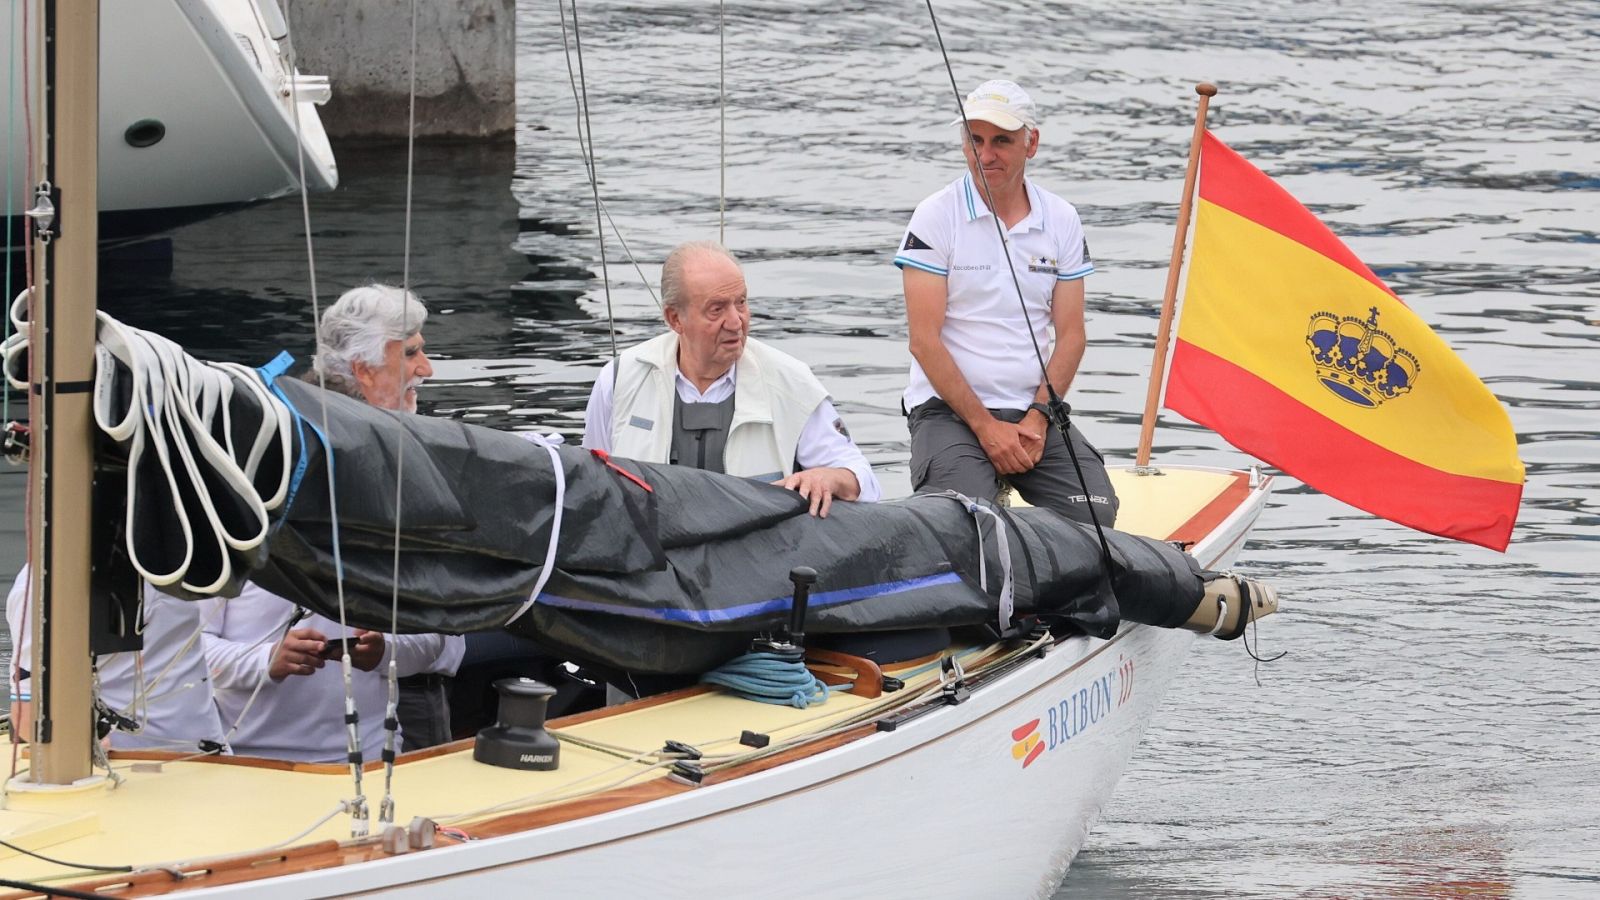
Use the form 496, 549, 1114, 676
198, 582, 454, 762
299, 283, 466, 749
7, 566, 228, 753
584, 241, 881, 518
894, 79, 1117, 524
297, 283, 467, 746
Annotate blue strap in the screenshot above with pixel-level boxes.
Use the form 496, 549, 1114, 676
257, 350, 295, 382
256, 351, 334, 526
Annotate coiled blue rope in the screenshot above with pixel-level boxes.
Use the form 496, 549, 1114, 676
700, 651, 845, 709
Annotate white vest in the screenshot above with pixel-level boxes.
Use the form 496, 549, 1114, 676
610, 333, 828, 480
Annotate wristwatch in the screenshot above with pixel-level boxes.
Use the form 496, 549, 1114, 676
1026, 402, 1052, 419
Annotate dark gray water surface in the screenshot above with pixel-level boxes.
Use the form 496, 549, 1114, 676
3, 0, 1596, 895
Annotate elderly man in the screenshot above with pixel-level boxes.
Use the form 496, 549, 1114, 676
893, 79, 1118, 525
309, 284, 464, 749
307, 282, 435, 413
584, 241, 880, 517
201, 285, 464, 761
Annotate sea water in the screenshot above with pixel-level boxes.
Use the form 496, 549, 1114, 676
2, 0, 1595, 895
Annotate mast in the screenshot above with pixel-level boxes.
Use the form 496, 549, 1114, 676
1133, 82, 1216, 471
25, 0, 99, 785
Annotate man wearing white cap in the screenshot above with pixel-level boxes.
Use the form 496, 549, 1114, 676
893, 79, 1117, 524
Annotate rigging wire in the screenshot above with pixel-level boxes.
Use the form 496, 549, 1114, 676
920, 0, 1118, 594
375, 0, 424, 831
17, 0, 36, 409
3, 0, 17, 427
922, 3, 1049, 391
0, 878, 114, 900
214, 609, 302, 755
0, 838, 131, 874
6, 0, 24, 759
0, 798, 354, 894
126, 601, 213, 717
719, 0, 726, 243
8, 0, 40, 787
554, 1, 661, 311
566, 0, 619, 378
278, 9, 369, 838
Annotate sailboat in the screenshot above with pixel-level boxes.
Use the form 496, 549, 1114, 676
2, 0, 337, 254
0, 4, 1292, 899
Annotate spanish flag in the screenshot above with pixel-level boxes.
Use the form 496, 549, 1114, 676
1165, 132, 1524, 551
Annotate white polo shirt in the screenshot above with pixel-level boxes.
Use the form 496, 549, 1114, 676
199, 582, 453, 762
894, 174, 1093, 410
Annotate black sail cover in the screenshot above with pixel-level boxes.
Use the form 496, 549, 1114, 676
126, 376, 1206, 675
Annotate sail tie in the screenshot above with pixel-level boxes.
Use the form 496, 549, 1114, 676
938, 492, 1016, 632
504, 433, 569, 625
255, 350, 319, 528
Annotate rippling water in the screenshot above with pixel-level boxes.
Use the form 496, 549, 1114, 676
4, 0, 1597, 895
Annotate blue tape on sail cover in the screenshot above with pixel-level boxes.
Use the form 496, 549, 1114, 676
533, 571, 964, 625
255, 351, 334, 525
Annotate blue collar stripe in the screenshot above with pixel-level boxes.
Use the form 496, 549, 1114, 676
893, 256, 949, 276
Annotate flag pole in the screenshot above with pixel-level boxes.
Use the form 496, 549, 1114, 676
1134, 82, 1217, 470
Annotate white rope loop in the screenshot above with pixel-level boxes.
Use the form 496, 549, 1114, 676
7, 309, 293, 590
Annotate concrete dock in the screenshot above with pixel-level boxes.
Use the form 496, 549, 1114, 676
283, 0, 514, 140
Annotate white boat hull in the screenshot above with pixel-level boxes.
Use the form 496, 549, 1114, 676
0, 466, 1267, 898
179, 469, 1269, 900
3, 0, 336, 248
210, 627, 1191, 900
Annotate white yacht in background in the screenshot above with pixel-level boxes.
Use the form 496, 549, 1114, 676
3, 0, 337, 252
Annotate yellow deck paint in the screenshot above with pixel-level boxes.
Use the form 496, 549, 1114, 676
1108, 466, 1236, 538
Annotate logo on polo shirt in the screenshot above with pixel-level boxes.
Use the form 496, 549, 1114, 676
1028, 256, 1058, 275
902, 232, 933, 251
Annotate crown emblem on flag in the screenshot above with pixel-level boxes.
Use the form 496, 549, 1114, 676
1305, 308, 1420, 408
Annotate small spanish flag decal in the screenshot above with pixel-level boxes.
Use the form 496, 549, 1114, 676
1011, 719, 1045, 768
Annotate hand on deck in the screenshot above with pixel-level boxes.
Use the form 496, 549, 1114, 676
270, 627, 329, 680
774, 466, 861, 518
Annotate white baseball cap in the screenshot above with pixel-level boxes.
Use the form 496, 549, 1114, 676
951, 79, 1039, 131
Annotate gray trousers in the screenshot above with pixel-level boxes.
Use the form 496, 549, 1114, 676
397, 678, 452, 751
907, 399, 1119, 526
